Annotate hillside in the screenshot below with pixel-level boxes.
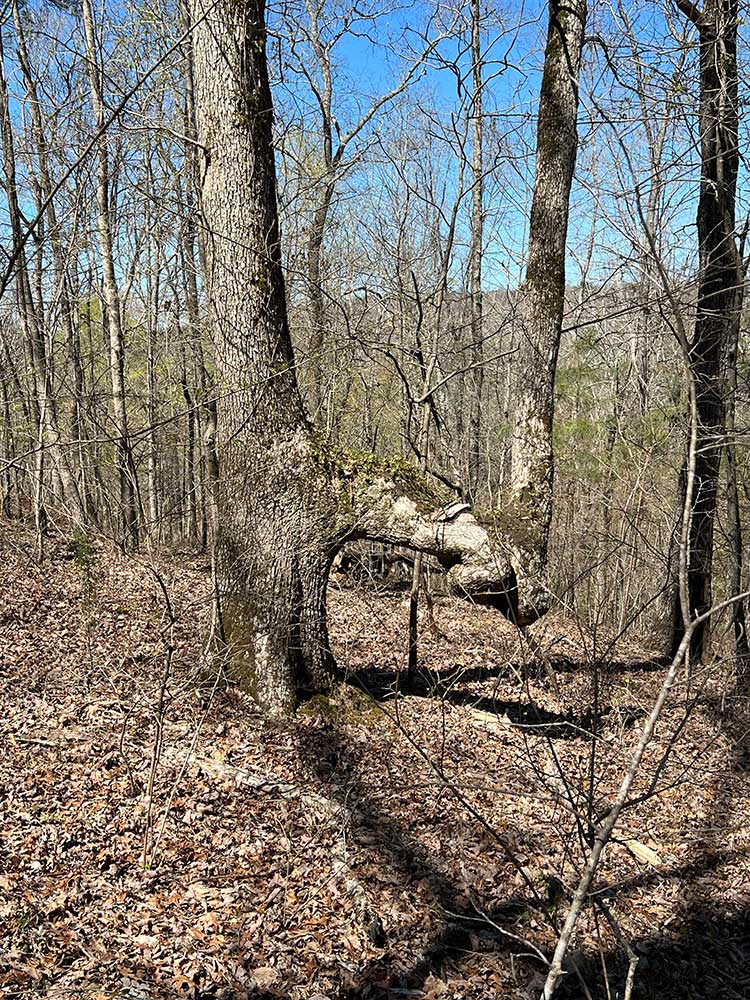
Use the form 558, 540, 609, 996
2, 531, 748, 1000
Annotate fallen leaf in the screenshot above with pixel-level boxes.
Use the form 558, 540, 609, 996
625, 839, 663, 866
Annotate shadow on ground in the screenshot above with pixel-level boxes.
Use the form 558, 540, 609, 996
347, 657, 663, 695
290, 713, 546, 998
278, 660, 750, 999
558, 692, 750, 1000
285, 709, 750, 999
555, 907, 750, 1000
349, 665, 623, 739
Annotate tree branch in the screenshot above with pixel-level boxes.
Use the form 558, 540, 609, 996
673, 0, 703, 26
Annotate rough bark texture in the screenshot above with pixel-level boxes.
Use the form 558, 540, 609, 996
509, 0, 586, 623
191, 0, 551, 716
670, 0, 739, 662
191, 0, 315, 715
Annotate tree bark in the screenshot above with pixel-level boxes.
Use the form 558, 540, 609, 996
0, 22, 49, 549
82, 0, 139, 550
192, 0, 330, 714
670, 0, 739, 662
724, 253, 749, 688
306, 177, 335, 421
466, 0, 485, 504
508, 0, 587, 623
12, 0, 85, 526
181, 0, 219, 544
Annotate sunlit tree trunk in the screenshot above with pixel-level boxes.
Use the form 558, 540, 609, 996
467, 0, 485, 504
724, 268, 749, 688
191, 0, 577, 715
0, 23, 48, 551
13, 0, 86, 524
508, 0, 587, 623
191, 0, 337, 714
181, 0, 218, 546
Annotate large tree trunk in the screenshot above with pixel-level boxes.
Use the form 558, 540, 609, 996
669, 0, 739, 662
191, 0, 580, 716
191, 0, 332, 714
508, 0, 587, 623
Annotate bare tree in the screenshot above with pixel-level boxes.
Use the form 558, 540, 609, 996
668, 0, 740, 662
81, 0, 140, 550
189, 0, 581, 715
277, 0, 449, 422
467, 0, 485, 504
508, 0, 587, 623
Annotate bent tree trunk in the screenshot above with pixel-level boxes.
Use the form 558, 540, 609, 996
191, 0, 583, 716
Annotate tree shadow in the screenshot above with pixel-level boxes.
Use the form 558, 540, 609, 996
438, 689, 608, 740
555, 905, 750, 1000
289, 713, 546, 998
596, 843, 750, 904
349, 666, 611, 740
349, 657, 663, 699
555, 695, 750, 1000
701, 693, 750, 771
265, 697, 750, 1000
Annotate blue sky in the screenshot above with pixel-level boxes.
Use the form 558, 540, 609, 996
268, 0, 552, 291
265, 0, 713, 296
0, 0, 735, 304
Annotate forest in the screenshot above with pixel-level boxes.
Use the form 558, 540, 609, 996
2, 0, 750, 997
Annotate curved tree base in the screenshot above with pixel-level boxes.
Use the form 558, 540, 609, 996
214, 434, 551, 717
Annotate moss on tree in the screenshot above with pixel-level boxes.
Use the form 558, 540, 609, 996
309, 435, 451, 515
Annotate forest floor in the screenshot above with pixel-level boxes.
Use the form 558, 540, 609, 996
2, 529, 750, 1000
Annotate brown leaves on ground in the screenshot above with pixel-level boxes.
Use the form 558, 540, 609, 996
2, 532, 750, 999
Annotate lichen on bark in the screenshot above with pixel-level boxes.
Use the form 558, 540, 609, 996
310, 436, 451, 516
